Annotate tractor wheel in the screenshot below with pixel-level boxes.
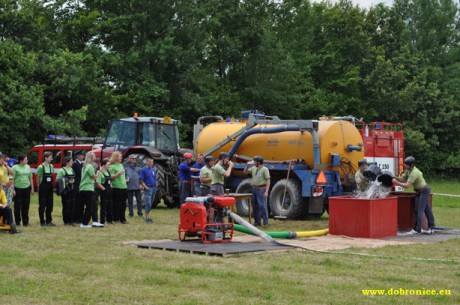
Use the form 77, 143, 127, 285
154, 163, 178, 209
235, 178, 253, 217
269, 179, 306, 220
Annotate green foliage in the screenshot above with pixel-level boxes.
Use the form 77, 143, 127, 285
0, 0, 458, 175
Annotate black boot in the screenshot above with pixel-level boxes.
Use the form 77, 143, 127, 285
9, 223, 21, 234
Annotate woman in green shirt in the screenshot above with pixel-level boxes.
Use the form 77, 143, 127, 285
12, 155, 34, 226
79, 152, 101, 228
57, 157, 76, 225
109, 151, 127, 224
36, 151, 55, 226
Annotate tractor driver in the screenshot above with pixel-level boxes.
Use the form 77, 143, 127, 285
244, 156, 270, 227
355, 158, 370, 192
211, 152, 234, 196
392, 156, 435, 235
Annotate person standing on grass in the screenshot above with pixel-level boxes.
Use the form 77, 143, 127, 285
36, 152, 56, 226
199, 156, 214, 196
96, 158, 113, 225
57, 157, 76, 225
211, 152, 234, 196
125, 155, 143, 217
139, 158, 157, 223
72, 152, 85, 224
109, 151, 128, 224
12, 155, 34, 226
191, 154, 205, 196
393, 156, 435, 235
79, 152, 103, 228
243, 156, 270, 227
179, 153, 193, 205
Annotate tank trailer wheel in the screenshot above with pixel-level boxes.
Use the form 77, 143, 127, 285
235, 178, 253, 217
269, 179, 306, 220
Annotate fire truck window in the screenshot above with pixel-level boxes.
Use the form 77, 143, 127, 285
27, 151, 39, 165
44, 150, 62, 165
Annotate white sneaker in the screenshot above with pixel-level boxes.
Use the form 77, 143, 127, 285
92, 222, 104, 228
80, 223, 91, 228
421, 228, 434, 235
409, 229, 419, 235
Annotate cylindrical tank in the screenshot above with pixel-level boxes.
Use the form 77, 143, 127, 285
194, 120, 364, 174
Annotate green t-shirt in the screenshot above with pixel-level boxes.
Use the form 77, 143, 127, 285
96, 170, 110, 185
199, 166, 213, 187
401, 166, 426, 190
12, 164, 32, 189
57, 167, 74, 180
248, 166, 270, 186
211, 163, 226, 185
109, 163, 127, 189
355, 170, 369, 191
36, 163, 54, 183
79, 165, 96, 191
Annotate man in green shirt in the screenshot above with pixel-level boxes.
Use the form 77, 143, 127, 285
243, 156, 270, 227
211, 152, 234, 196
36, 152, 55, 226
200, 156, 214, 196
355, 159, 370, 192
393, 156, 435, 234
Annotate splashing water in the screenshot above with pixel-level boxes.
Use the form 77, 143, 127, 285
354, 180, 391, 199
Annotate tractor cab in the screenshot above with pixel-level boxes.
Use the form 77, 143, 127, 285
95, 116, 181, 162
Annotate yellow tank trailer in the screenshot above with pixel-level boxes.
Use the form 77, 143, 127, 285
193, 111, 364, 219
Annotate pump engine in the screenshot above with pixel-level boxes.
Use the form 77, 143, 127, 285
178, 196, 235, 243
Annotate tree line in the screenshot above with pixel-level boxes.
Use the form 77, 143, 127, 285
0, 0, 459, 176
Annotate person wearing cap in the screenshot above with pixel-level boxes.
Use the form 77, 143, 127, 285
244, 156, 270, 226
12, 155, 34, 226
355, 158, 370, 192
199, 156, 214, 196
72, 151, 85, 224
179, 153, 193, 205
211, 152, 234, 196
125, 154, 143, 217
393, 156, 435, 235
139, 158, 157, 223
191, 154, 205, 196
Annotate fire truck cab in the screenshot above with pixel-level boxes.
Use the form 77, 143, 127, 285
26, 144, 94, 188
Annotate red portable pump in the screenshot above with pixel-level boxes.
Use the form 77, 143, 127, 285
178, 196, 235, 243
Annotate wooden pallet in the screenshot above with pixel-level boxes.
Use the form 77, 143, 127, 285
137, 240, 293, 257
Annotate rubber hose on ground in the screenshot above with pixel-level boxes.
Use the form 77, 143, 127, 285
234, 224, 329, 239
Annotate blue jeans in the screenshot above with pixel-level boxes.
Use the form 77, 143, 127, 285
144, 186, 158, 214
252, 189, 268, 226
414, 185, 435, 231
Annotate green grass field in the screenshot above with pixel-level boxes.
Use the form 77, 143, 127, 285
2, 180, 459, 305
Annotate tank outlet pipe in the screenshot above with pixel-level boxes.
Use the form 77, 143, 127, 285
234, 224, 329, 239
228, 125, 321, 166
197, 116, 224, 125
227, 211, 283, 245
346, 145, 362, 152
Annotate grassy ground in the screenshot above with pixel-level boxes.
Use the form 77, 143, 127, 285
1, 181, 459, 305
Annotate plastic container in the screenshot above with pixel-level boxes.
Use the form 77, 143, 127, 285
329, 196, 397, 238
